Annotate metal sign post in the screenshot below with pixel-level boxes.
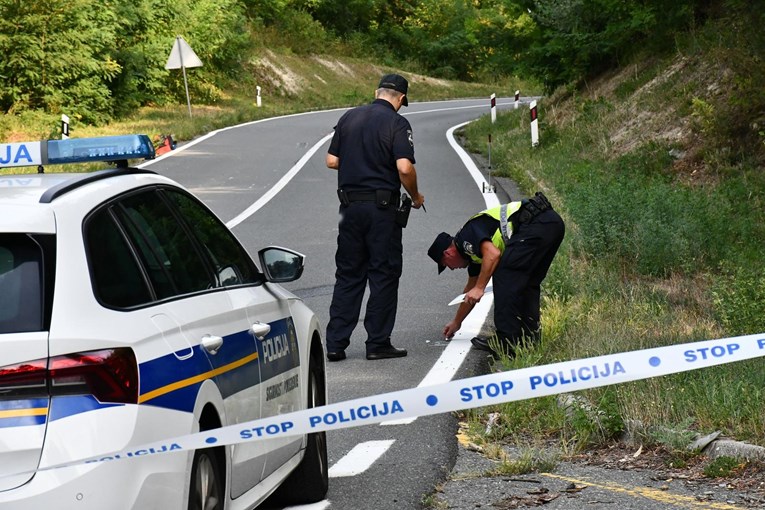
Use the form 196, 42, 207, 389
165, 36, 203, 117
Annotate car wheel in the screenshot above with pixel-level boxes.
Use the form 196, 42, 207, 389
271, 351, 329, 504
188, 448, 224, 510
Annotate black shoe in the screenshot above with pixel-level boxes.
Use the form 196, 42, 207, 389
326, 350, 346, 362
470, 336, 494, 352
472, 336, 516, 359
366, 346, 407, 360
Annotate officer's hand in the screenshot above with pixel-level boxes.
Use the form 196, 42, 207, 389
465, 287, 484, 306
412, 193, 425, 209
443, 320, 461, 340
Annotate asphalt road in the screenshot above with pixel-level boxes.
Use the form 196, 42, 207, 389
144, 97, 524, 509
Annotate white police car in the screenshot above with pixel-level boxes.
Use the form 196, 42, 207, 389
0, 135, 328, 509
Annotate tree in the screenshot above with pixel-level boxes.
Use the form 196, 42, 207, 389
0, 0, 249, 123
107, 0, 249, 114
523, 0, 696, 91
308, 0, 380, 35
474, 0, 538, 79
0, 0, 119, 123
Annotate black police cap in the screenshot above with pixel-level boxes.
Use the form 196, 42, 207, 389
378, 74, 409, 106
428, 232, 453, 274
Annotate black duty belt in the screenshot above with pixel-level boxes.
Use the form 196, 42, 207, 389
346, 191, 378, 201
337, 189, 400, 207
521, 191, 552, 219
506, 192, 553, 237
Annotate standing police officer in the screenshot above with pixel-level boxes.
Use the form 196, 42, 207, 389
325, 73, 425, 362
427, 192, 564, 357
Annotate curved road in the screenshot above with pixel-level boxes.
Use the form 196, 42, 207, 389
143, 97, 524, 509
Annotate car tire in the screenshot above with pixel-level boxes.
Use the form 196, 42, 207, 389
270, 351, 329, 504
188, 447, 224, 510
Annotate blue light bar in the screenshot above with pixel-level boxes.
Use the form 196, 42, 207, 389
45, 135, 155, 165
1, 135, 156, 169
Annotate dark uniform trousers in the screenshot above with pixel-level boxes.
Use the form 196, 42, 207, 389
493, 208, 565, 345
326, 202, 403, 352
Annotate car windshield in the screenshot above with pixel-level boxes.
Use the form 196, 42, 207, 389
0, 234, 43, 333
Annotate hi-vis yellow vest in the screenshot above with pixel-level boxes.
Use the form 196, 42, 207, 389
465, 202, 523, 264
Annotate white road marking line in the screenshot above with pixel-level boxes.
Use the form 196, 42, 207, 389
222, 105, 502, 229
282, 502, 331, 510
284, 438, 396, 508
225, 132, 334, 229
137, 99, 498, 169
328, 440, 395, 478
446, 121, 500, 209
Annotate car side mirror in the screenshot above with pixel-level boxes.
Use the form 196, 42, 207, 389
257, 246, 305, 283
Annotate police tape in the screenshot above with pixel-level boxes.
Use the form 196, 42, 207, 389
34, 332, 765, 473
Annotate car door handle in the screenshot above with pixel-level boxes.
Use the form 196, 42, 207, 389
201, 334, 224, 355
250, 322, 271, 340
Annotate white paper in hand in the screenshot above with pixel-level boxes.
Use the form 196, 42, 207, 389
448, 285, 493, 306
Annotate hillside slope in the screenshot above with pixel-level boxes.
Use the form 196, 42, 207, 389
0, 49, 519, 145
549, 53, 739, 183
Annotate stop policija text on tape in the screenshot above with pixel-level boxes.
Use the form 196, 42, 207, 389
21, 334, 765, 475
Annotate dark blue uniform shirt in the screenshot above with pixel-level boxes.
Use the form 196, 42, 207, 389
328, 99, 415, 192
455, 215, 500, 277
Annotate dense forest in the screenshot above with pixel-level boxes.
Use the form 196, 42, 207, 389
0, 1, 726, 115
0, 0, 762, 158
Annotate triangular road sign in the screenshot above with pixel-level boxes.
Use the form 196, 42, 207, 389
165, 36, 203, 70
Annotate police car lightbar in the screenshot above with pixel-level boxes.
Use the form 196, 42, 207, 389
1, 134, 155, 170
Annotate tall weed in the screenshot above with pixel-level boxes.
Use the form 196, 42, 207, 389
711, 264, 765, 336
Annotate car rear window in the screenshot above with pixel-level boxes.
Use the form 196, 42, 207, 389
0, 234, 43, 333
86, 185, 266, 309
87, 209, 153, 308
115, 190, 216, 297
164, 190, 259, 286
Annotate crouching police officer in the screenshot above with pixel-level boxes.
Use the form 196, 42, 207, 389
325, 73, 425, 362
427, 192, 564, 356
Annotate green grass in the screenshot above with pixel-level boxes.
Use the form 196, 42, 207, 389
487, 449, 559, 476
458, 24, 765, 458
703, 456, 743, 478
421, 490, 449, 509
467, 111, 764, 445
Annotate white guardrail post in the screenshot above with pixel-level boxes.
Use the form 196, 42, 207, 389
61, 114, 69, 140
